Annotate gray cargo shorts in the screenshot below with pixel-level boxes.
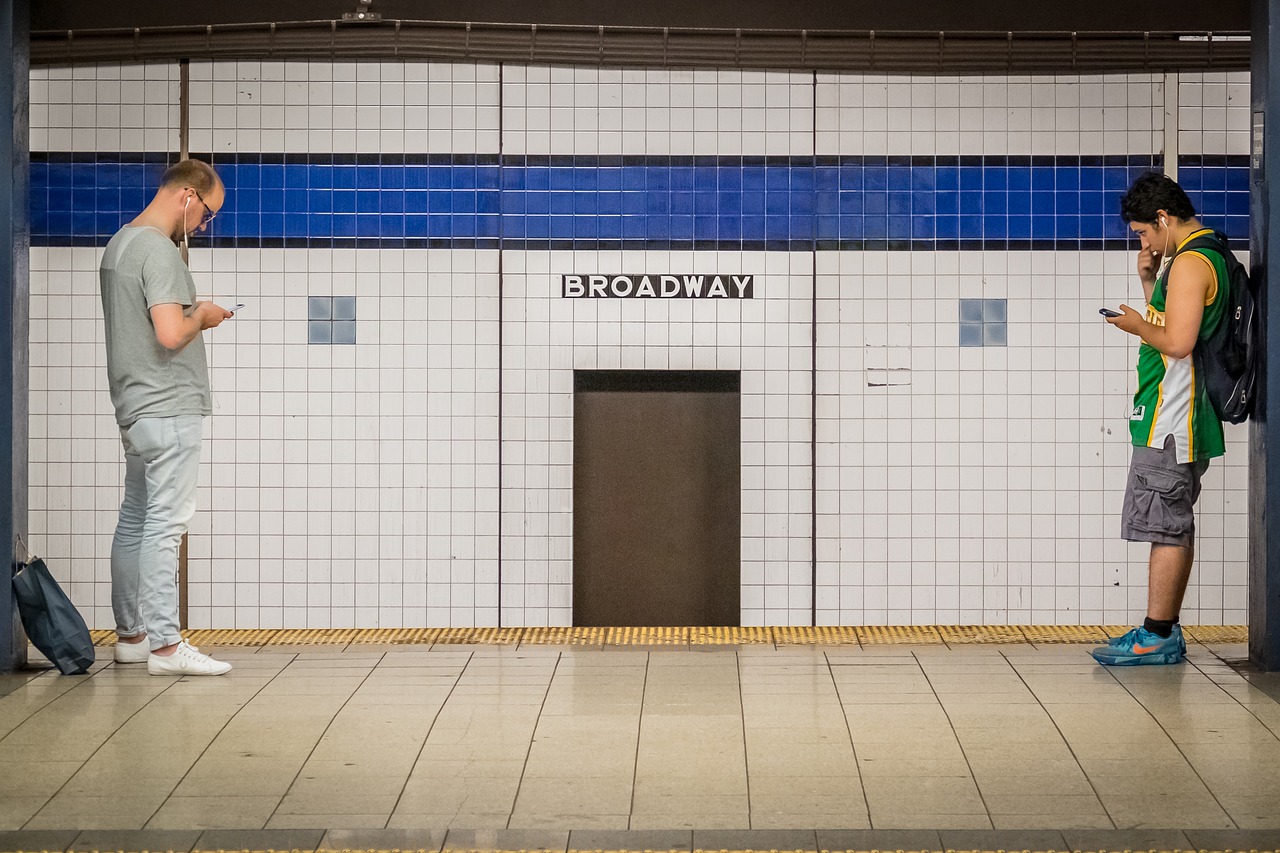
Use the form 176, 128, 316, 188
1121, 434, 1209, 548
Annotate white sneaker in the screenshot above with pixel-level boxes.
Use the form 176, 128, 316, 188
113, 637, 151, 664
147, 640, 232, 676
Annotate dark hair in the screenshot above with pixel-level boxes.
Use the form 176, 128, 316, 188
160, 158, 221, 194
1119, 171, 1196, 224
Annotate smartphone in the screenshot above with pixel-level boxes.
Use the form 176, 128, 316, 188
1099, 308, 1121, 318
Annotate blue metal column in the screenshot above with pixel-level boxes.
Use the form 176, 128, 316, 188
1250, 0, 1280, 671
1, 0, 30, 673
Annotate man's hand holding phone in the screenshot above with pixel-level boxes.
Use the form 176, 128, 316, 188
1101, 304, 1144, 336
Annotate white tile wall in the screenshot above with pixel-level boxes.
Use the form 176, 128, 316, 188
29, 63, 179, 153
501, 252, 813, 626
1178, 71, 1251, 156
504, 66, 814, 156
816, 74, 1165, 157
189, 61, 501, 155
25, 61, 1251, 628
812, 250, 1248, 625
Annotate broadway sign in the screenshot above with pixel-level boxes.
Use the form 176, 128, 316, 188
562, 274, 754, 299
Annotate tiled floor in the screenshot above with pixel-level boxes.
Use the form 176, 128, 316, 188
2, 639, 1280, 850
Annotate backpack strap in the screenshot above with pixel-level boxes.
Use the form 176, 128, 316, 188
1169, 229, 1231, 305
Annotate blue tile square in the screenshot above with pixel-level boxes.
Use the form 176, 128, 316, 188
332, 191, 357, 214
549, 193, 574, 215
308, 296, 333, 321
983, 299, 1006, 322
741, 216, 766, 241
332, 320, 356, 345
740, 191, 765, 216
765, 168, 790, 193
381, 168, 405, 190
598, 216, 623, 240
911, 215, 934, 240
671, 215, 695, 240
263, 164, 287, 188
887, 215, 911, 240
621, 168, 646, 191
308, 320, 332, 344
959, 299, 984, 323
621, 193, 646, 216
332, 212, 358, 235
959, 322, 983, 347
838, 166, 863, 191
550, 216, 575, 240
597, 194, 622, 216
260, 188, 284, 212
291, 213, 318, 236
451, 191, 477, 214
281, 162, 305, 188
598, 168, 622, 191
984, 322, 1007, 346
525, 215, 550, 239
331, 166, 357, 190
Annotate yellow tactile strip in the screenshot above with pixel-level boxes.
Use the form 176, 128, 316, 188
132, 848, 1280, 853
86, 625, 1250, 648
4, 848, 1280, 853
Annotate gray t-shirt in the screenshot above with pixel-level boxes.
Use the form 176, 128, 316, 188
99, 225, 211, 427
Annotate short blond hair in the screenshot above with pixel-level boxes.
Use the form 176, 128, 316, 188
160, 159, 221, 194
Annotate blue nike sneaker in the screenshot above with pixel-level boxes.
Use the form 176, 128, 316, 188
1104, 624, 1186, 656
1092, 625, 1183, 666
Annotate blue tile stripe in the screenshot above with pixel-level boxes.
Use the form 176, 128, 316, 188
28, 152, 1249, 250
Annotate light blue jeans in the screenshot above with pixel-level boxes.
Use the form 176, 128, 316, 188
111, 415, 203, 650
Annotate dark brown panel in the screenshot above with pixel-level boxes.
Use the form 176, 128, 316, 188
31, 0, 1251, 37
30, 21, 1251, 72
574, 374, 740, 627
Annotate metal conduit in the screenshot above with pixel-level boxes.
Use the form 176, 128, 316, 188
31, 19, 1251, 72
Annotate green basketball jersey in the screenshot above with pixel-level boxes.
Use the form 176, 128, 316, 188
1128, 228, 1228, 463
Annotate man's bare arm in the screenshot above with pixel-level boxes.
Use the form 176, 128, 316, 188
151, 302, 230, 351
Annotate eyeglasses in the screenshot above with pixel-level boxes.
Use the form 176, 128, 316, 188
189, 188, 217, 228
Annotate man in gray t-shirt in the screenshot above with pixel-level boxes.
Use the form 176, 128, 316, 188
100, 159, 235, 676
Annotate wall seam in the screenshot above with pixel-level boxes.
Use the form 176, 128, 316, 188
811, 69, 819, 627
496, 61, 504, 629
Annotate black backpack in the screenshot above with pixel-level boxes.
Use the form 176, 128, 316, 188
1182, 230, 1259, 424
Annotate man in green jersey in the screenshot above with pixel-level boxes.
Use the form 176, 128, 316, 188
1094, 172, 1232, 666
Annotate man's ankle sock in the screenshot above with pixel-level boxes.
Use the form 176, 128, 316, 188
1143, 617, 1175, 638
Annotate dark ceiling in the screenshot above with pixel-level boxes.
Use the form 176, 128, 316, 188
31, 0, 1252, 35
